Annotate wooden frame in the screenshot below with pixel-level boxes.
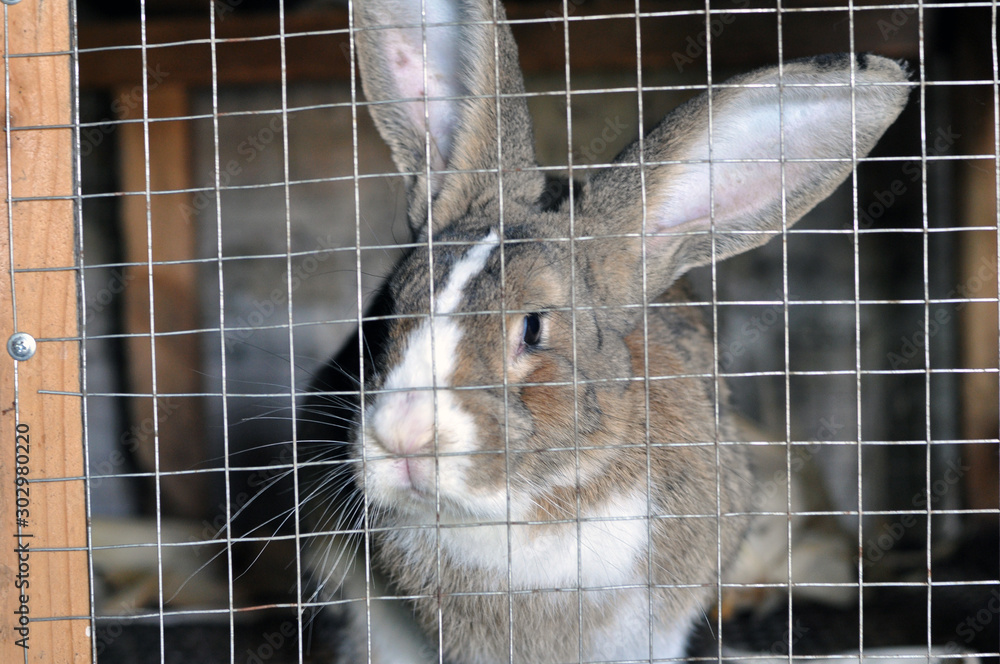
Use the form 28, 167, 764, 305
0, 1, 90, 662
0, 0, 992, 660
78, 2, 919, 89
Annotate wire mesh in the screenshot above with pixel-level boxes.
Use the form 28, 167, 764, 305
2, 0, 994, 662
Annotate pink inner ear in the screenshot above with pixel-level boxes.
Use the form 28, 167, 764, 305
653, 161, 787, 233
651, 98, 850, 233
385, 28, 463, 174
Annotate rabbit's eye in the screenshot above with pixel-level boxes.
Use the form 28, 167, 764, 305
522, 313, 542, 347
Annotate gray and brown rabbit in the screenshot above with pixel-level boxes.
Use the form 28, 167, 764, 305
303, 0, 910, 661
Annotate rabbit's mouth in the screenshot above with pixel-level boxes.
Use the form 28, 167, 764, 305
368, 452, 438, 496
361, 451, 507, 516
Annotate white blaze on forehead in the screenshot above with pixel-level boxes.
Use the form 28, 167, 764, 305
434, 229, 500, 316
383, 229, 500, 392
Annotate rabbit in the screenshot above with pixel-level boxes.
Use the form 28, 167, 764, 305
299, 0, 911, 661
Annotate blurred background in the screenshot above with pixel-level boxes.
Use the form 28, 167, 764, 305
74, 1, 998, 661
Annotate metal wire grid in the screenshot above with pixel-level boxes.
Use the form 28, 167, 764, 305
43, 0, 1000, 663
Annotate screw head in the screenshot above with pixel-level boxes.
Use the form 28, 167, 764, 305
7, 333, 36, 361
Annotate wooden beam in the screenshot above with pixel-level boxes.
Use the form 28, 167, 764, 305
77, 1, 920, 90
0, 1, 90, 662
959, 99, 999, 516
950, 6, 1000, 520
117, 83, 208, 519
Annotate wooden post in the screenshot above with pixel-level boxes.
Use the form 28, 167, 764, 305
117, 82, 207, 519
959, 101, 1000, 516
0, 1, 90, 663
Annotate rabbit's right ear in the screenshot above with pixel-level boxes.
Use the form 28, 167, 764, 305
354, 0, 544, 240
580, 54, 911, 307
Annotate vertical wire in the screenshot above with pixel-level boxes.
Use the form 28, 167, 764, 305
483, 0, 514, 661
206, 3, 237, 658
847, 0, 865, 659
414, 1, 445, 660
2, 3, 10, 331
135, 2, 167, 658
632, 0, 655, 660
556, 1, 582, 660
67, 0, 98, 659
206, 4, 238, 659
273, 4, 306, 661
773, 3, 793, 662
915, 1, 933, 660
2, 4, 20, 542
703, 0, 724, 660
344, 4, 375, 662
3, 9, 27, 664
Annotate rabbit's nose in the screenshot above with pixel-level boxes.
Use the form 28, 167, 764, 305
370, 389, 436, 455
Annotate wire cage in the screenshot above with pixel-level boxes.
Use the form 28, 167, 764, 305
1, 0, 998, 662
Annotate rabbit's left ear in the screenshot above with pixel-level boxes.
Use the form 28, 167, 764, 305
581, 54, 911, 305
354, 0, 544, 240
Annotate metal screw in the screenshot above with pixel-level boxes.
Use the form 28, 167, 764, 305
7, 333, 36, 361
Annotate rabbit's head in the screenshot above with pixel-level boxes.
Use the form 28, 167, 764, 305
352, 0, 910, 529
